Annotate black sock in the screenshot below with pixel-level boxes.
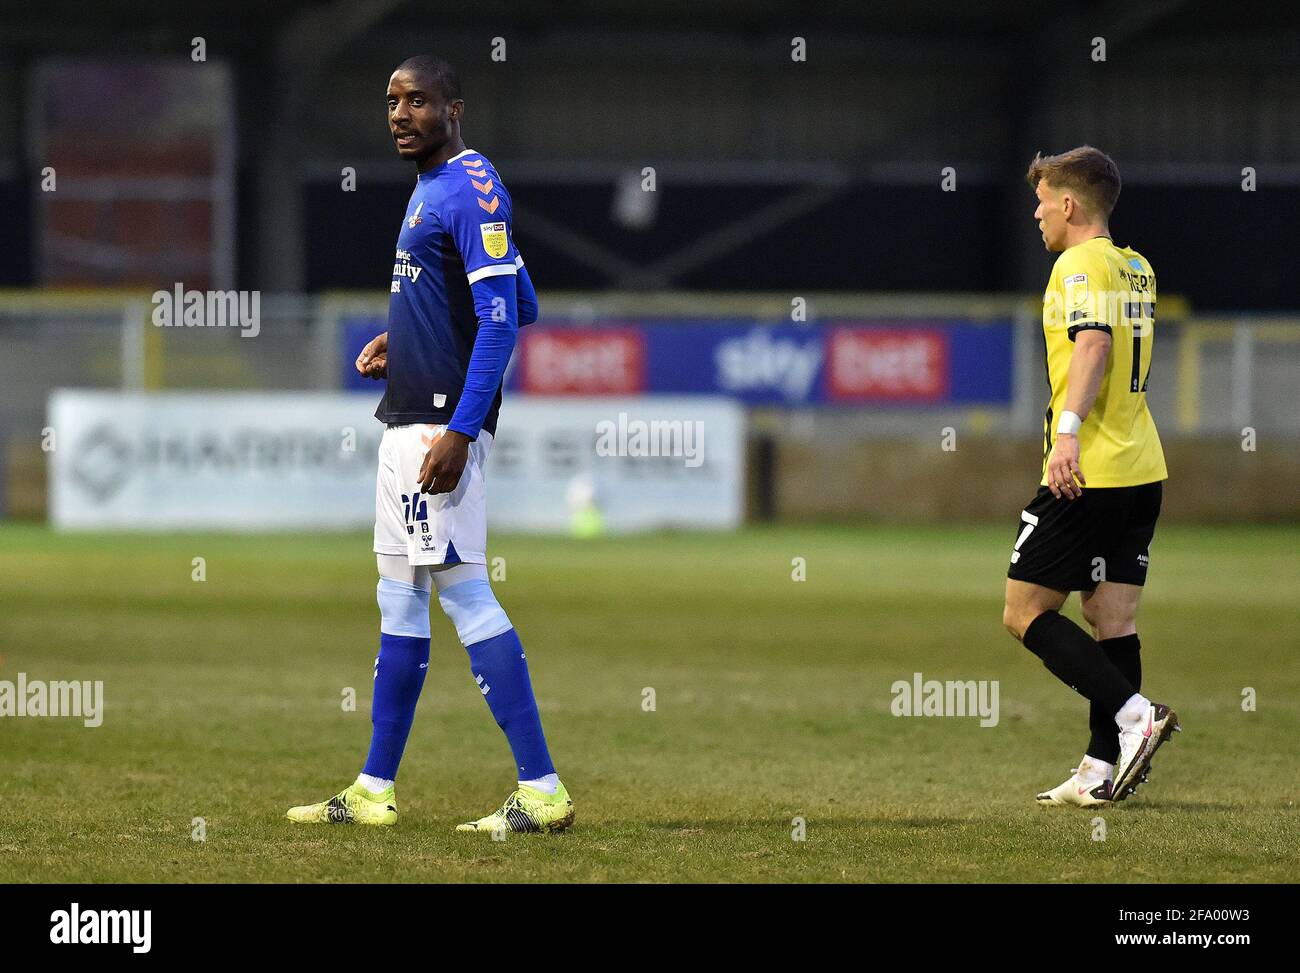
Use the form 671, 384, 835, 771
1022, 611, 1136, 718
1086, 634, 1142, 764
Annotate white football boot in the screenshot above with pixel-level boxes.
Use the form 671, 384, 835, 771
1036, 756, 1114, 806
1112, 701, 1180, 802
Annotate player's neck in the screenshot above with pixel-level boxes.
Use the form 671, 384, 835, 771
1064, 223, 1111, 249
416, 135, 467, 174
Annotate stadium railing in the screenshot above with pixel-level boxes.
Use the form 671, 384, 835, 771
2, 290, 1297, 521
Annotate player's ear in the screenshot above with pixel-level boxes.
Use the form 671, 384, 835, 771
449, 99, 465, 122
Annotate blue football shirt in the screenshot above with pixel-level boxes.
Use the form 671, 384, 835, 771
376, 148, 522, 435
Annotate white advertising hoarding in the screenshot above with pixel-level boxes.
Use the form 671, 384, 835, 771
47, 391, 745, 532
490, 396, 744, 531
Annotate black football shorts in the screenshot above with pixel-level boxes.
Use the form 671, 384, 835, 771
1006, 481, 1163, 592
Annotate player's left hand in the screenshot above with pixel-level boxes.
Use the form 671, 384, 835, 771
418, 429, 471, 494
1046, 434, 1085, 500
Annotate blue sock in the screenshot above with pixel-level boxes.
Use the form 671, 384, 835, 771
363, 633, 430, 780
363, 577, 432, 781
466, 628, 556, 780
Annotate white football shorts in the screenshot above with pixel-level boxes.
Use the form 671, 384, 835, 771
373, 423, 493, 566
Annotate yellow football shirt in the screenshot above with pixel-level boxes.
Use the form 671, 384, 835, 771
1039, 236, 1168, 488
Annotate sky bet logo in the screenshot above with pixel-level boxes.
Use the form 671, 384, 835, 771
714, 328, 822, 402
50, 903, 151, 953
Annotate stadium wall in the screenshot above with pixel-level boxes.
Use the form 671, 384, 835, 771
768, 438, 1299, 525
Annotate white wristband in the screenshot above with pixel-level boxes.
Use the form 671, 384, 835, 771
1056, 410, 1082, 436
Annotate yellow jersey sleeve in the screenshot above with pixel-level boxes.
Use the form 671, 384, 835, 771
1052, 247, 1114, 342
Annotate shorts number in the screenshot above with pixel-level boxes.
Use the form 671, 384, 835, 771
1010, 509, 1039, 564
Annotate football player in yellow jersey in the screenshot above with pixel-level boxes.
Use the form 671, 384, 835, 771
1001, 146, 1180, 807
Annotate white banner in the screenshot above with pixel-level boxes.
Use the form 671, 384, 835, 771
47, 391, 745, 532
490, 396, 745, 531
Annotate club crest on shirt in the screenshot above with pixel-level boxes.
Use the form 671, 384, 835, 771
408, 201, 424, 228
479, 221, 508, 259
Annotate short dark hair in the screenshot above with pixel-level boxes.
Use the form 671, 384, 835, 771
1026, 145, 1121, 218
395, 55, 461, 102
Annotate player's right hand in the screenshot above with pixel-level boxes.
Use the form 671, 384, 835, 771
356, 332, 389, 379
1046, 433, 1085, 501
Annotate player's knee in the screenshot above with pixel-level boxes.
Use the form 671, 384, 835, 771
437, 579, 512, 647
1002, 602, 1024, 640
1082, 595, 1136, 640
1080, 602, 1098, 631
1003, 601, 1042, 641
376, 577, 432, 638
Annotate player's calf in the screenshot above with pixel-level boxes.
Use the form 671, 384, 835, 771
435, 567, 561, 787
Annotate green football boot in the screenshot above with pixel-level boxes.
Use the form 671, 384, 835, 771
286, 780, 398, 826
455, 781, 575, 834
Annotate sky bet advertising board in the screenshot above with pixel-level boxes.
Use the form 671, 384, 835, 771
342, 318, 1014, 407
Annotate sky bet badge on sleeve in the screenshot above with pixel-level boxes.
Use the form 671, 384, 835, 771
479, 221, 508, 259
1064, 272, 1088, 307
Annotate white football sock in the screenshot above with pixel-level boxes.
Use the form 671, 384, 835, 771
356, 773, 394, 795
519, 773, 559, 795
1078, 755, 1114, 784
1114, 693, 1150, 730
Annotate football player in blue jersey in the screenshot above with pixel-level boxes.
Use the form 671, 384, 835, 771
288, 55, 573, 834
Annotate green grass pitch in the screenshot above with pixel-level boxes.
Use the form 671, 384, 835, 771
0, 523, 1296, 883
